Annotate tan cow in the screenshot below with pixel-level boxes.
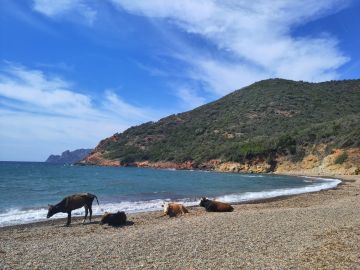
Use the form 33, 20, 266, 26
162, 202, 189, 217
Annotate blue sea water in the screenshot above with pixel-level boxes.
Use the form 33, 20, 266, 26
0, 161, 340, 227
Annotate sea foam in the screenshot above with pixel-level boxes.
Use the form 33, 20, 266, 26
0, 199, 198, 227
216, 176, 341, 202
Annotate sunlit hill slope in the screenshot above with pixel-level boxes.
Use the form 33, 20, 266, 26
80, 79, 360, 175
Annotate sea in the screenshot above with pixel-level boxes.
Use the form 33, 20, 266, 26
0, 161, 341, 227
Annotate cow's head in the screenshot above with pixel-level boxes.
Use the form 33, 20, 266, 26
162, 203, 170, 214
199, 197, 208, 207
47, 204, 56, 218
100, 212, 110, 225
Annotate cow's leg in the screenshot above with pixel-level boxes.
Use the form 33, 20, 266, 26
88, 205, 93, 223
66, 211, 71, 226
83, 206, 89, 224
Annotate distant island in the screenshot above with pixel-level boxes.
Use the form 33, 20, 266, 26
46, 149, 93, 164
80, 78, 360, 175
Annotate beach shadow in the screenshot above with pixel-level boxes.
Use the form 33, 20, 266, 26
58, 220, 135, 228
101, 220, 134, 228
58, 220, 100, 227
82, 221, 100, 226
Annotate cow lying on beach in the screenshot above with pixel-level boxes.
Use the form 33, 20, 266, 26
47, 193, 99, 226
100, 211, 127, 226
199, 197, 234, 212
162, 202, 189, 217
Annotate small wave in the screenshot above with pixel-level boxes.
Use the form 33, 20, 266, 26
0, 208, 49, 228
301, 175, 338, 181
216, 178, 341, 203
243, 175, 264, 178
0, 198, 199, 228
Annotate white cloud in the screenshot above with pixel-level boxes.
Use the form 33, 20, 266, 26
189, 58, 267, 95
29, 0, 351, 96
35, 62, 75, 72
176, 87, 206, 109
104, 90, 155, 120
0, 64, 163, 161
0, 64, 93, 117
135, 62, 168, 77
33, 0, 97, 25
111, 0, 350, 92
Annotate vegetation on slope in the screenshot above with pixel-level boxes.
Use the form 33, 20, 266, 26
90, 79, 360, 166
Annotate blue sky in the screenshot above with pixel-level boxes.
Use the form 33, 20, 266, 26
0, 0, 359, 161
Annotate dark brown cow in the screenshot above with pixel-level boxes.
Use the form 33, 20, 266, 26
47, 193, 99, 226
100, 211, 127, 226
199, 197, 234, 212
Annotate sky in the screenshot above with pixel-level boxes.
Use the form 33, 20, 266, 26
0, 0, 359, 161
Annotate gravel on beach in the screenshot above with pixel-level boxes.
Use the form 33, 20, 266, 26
1, 175, 359, 269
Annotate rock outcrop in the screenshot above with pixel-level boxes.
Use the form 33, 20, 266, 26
46, 149, 93, 164
79, 148, 359, 175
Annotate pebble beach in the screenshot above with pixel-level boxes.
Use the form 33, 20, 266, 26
1, 174, 359, 270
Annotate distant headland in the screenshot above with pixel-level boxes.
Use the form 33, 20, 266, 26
46, 149, 93, 164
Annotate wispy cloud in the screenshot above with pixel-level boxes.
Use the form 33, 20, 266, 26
29, 0, 351, 96
176, 87, 206, 110
187, 58, 267, 95
33, 0, 97, 25
0, 63, 164, 160
35, 62, 75, 72
110, 0, 350, 95
135, 61, 168, 77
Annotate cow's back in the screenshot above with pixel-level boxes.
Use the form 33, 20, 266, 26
180, 205, 189, 213
101, 211, 126, 226
213, 201, 233, 212
167, 203, 188, 217
66, 193, 93, 210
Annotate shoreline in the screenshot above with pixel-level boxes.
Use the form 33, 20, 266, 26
0, 173, 343, 229
1, 173, 359, 269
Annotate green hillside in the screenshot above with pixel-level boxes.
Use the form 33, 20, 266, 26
89, 79, 360, 166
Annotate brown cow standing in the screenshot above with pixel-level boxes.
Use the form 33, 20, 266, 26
162, 202, 189, 217
199, 197, 234, 212
47, 193, 99, 226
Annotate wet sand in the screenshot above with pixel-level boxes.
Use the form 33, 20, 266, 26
1, 175, 359, 269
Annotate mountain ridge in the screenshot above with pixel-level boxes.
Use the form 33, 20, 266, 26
80, 78, 360, 175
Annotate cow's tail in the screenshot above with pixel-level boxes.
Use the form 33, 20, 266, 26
93, 194, 104, 212
88, 193, 103, 212
92, 194, 99, 206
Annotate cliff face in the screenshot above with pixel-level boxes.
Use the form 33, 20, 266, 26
81, 149, 359, 175
46, 149, 93, 164
80, 79, 360, 175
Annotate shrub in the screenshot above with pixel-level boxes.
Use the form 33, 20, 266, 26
334, 152, 348, 164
